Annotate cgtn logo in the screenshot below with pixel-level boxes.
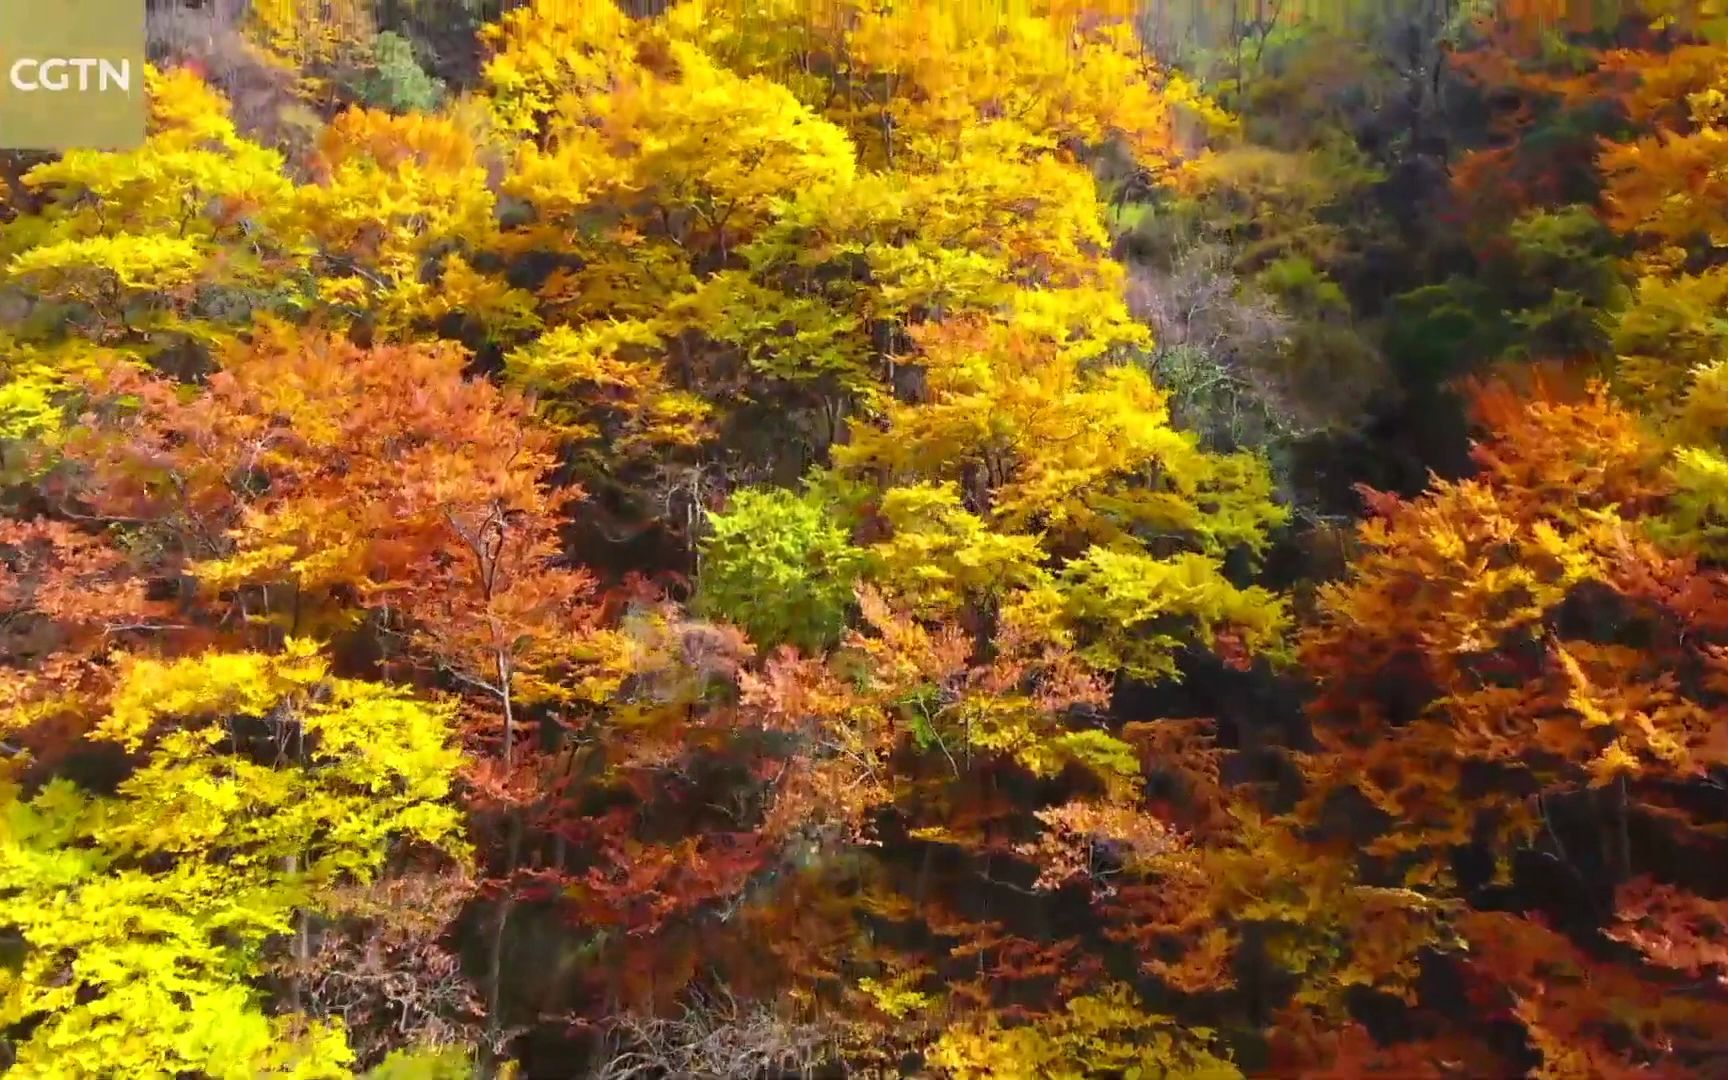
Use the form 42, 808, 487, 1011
8, 57, 131, 93
0, 0, 145, 150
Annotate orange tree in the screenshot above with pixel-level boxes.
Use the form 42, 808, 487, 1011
1291, 375, 1728, 1075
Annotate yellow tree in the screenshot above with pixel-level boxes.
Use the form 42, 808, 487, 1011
0, 68, 304, 373
663, 0, 1228, 171
1598, 33, 1728, 403
0, 640, 468, 1076
246, 0, 379, 109
292, 105, 516, 342
0, 66, 329, 480
833, 308, 1287, 685
477, 1, 1256, 563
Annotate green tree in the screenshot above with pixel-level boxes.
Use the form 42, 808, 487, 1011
695, 486, 863, 654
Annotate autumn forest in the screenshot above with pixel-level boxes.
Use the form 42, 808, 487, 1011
5, 0, 1728, 1076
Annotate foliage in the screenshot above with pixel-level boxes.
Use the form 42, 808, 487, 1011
928, 983, 1242, 1079
7, 1, 1728, 1075
1297, 377, 1728, 1073
694, 486, 863, 654
0, 640, 467, 1076
364, 1046, 477, 1080
348, 32, 445, 114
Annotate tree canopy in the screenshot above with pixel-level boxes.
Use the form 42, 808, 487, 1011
4, 1, 1728, 1076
